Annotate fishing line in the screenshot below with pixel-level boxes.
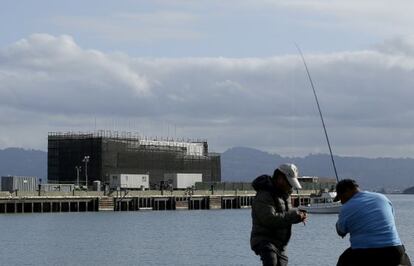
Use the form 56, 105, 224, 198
295, 44, 340, 182
289, 61, 297, 156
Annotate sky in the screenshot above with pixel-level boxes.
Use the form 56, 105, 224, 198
1, 0, 414, 158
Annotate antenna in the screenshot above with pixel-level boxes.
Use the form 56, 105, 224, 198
295, 44, 340, 182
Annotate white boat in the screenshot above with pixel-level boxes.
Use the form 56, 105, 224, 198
298, 191, 341, 214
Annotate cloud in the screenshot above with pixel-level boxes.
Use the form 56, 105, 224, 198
0, 34, 151, 114
243, 0, 414, 37
53, 11, 203, 43
1, 34, 414, 158
376, 36, 414, 56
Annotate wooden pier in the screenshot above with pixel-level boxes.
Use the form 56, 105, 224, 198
0, 197, 99, 213
0, 190, 312, 214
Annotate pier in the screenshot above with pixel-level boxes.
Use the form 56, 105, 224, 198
0, 190, 313, 214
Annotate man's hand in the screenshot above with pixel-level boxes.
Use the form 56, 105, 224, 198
298, 210, 307, 225
336, 222, 347, 238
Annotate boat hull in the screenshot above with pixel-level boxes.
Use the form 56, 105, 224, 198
298, 204, 341, 214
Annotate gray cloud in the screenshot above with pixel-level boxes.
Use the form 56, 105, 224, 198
1, 34, 414, 158
53, 11, 203, 43
258, 0, 414, 36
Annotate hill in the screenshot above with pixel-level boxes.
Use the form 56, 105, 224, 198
0, 148, 47, 181
222, 147, 414, 191
403, 186, 414, 194
1, 146, 414, 191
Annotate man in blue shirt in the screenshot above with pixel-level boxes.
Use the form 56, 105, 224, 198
335, 179, 411, 266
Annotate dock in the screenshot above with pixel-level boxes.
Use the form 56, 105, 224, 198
0, 190, 313, 214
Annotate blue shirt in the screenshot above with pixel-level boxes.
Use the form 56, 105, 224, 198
336, 191, 401, 249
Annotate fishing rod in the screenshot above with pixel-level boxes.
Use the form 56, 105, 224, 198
295, 44, 340, 183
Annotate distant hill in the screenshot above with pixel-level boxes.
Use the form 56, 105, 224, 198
222, 147, 414, 191
403, 186, 414, 194
0, 148, 47, 181
1, 146, 414, 191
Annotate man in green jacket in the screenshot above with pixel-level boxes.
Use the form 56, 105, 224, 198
250, 163, 307, 266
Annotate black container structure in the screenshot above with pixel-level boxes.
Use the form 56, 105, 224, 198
48, 131, 221, 187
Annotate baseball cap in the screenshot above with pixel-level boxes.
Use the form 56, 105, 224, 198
277, 163, 302, 189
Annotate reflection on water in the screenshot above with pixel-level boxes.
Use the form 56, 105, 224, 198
0, 195, 412, 266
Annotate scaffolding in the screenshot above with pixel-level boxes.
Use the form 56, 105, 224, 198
48, 131, 221, 187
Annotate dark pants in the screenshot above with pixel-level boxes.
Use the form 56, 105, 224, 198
337, 245, 411, 266
254, 241, 288, 266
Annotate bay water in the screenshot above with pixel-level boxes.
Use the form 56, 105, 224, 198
0, 194, 412, 266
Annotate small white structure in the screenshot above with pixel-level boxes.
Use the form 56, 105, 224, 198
1, 176, 38, 192
41, 184, 74, 192
139, 139, 205, 156
109, 174, 149, 190
164, 173, 202, 189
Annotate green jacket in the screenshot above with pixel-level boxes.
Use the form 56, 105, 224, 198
250, 175, 302, 251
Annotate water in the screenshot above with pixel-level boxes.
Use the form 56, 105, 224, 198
0, 195, 412, 266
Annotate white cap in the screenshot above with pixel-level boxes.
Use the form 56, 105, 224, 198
277, 163, 302, 189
